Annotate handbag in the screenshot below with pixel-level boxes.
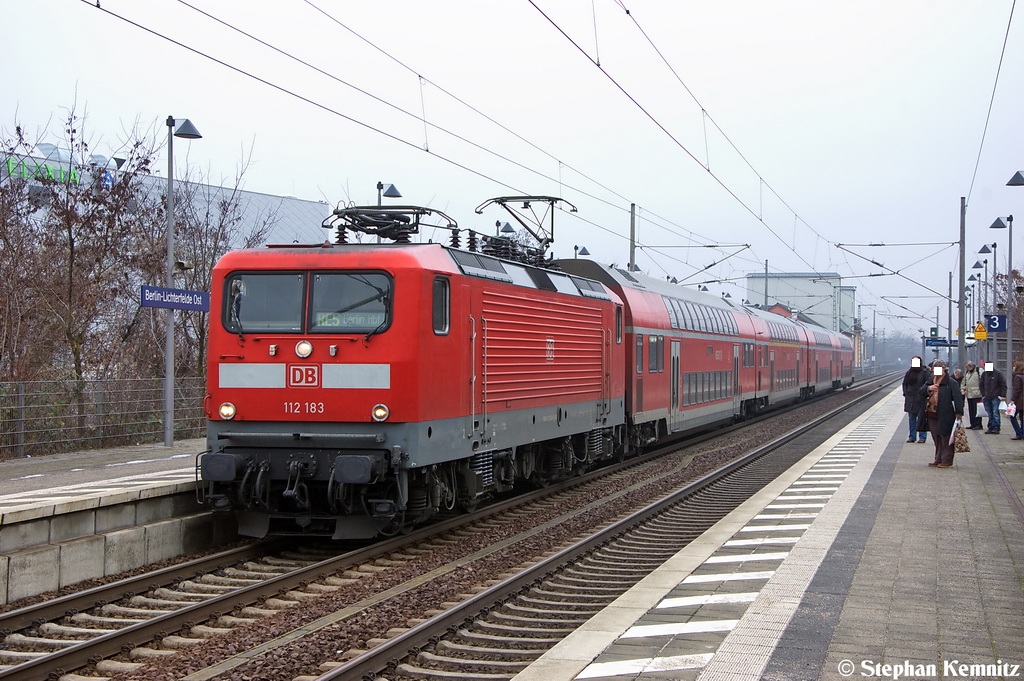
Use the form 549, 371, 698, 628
952, 421, 971, 453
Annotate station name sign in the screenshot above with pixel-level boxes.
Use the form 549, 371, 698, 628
140, 285, 210, 312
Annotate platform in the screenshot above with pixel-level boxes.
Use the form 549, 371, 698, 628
514, 387, 1024, 681
0, 438, 235, 605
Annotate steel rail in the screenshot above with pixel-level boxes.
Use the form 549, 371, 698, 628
316, 376, 899, 680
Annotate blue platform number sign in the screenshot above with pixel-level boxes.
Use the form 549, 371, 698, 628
986, 314, 1007, 333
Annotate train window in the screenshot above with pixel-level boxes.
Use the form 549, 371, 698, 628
225, 273, 305, 333
657, 337, 665, 372
682, 374, 690, 406
615, 307, 622, 343
452, 251, 513, 284
524, 267, 557, 291
649, 336, 658, 373
664, 299, 679, 329
571, 276, 611, 300
685, 303, 698, 331
432, 277, 450, 335
310, 272, 392, 334
636, 334, 644, 374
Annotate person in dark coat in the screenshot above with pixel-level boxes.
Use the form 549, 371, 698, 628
980, 361, 1007, 434
921, 359, 964, 467
902, 356, 929, 443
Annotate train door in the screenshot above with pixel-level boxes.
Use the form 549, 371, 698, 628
757, 344, 763, 393
670, 340, 681, 424
733, 344, 741, 414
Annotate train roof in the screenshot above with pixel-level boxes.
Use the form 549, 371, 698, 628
554, 259, 742, 311
556, 259, 852, 346
216, 242, 620, 305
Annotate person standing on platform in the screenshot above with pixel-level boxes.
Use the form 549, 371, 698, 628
902, 356, 929, 443
1009, 361, 1024, 440
922, 359, 964, 467
961, 362, 983, 429
980, 361, 1007, 434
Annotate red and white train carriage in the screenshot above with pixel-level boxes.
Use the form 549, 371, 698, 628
557, 259, 854, 443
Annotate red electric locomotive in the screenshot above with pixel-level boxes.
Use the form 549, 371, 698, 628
199, 204, 626, 539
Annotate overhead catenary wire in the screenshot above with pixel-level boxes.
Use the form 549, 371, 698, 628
84, 0, 933, 323
85, 0, 747, 276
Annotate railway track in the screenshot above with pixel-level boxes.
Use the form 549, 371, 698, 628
0, 375, 895, 681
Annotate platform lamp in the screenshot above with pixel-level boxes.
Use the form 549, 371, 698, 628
376, 181, 401, 206
979, 244, 993, 312
973, 258, 988, 321
164, 116, 201, 447
496, 221, 515, 237
374, 182, 401, 243
573, 245, 590, 259
991, 214, 1013, 385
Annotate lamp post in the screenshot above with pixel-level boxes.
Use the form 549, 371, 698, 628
991, 214, 1013, 385
376, 181, 401, 206
374, 182, 401, 244
164, 116, 201, 447
573, 245, 589, 259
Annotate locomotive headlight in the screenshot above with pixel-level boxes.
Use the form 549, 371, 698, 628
371, 403, 390, 422
218, 402, 237, 420
295, 340, 313, 358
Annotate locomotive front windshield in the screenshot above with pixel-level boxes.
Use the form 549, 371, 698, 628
224, 271, 391, 334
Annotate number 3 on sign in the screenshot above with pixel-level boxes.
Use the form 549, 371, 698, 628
987, 315, 1007, 333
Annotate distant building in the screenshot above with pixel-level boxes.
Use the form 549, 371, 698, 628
2, 148, 332, 246
745, 271, 856, 335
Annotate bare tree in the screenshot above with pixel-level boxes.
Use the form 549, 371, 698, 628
171, 150, 276, 379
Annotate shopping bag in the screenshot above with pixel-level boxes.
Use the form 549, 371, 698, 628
977, 401, 988, 417
952, 421, 970, 453
1008, 403, 1018, 417
999, 399, 1008, 412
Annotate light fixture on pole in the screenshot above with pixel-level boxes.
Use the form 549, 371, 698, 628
495, 221, 514, 237
376, 181, 401, 206
973, 257, 988, 315
574, 245, 590, 259
164, 116, 201, 447
991, 214, 1013, 384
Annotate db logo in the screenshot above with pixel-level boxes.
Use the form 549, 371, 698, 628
288, 365, 320, 387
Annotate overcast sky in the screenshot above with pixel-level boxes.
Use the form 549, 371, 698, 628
5, 1, 1023, 338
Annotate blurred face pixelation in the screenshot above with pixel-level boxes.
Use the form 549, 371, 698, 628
934, 366, 944, 376
985, 363, 994, 371
912, 358, 921, 368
